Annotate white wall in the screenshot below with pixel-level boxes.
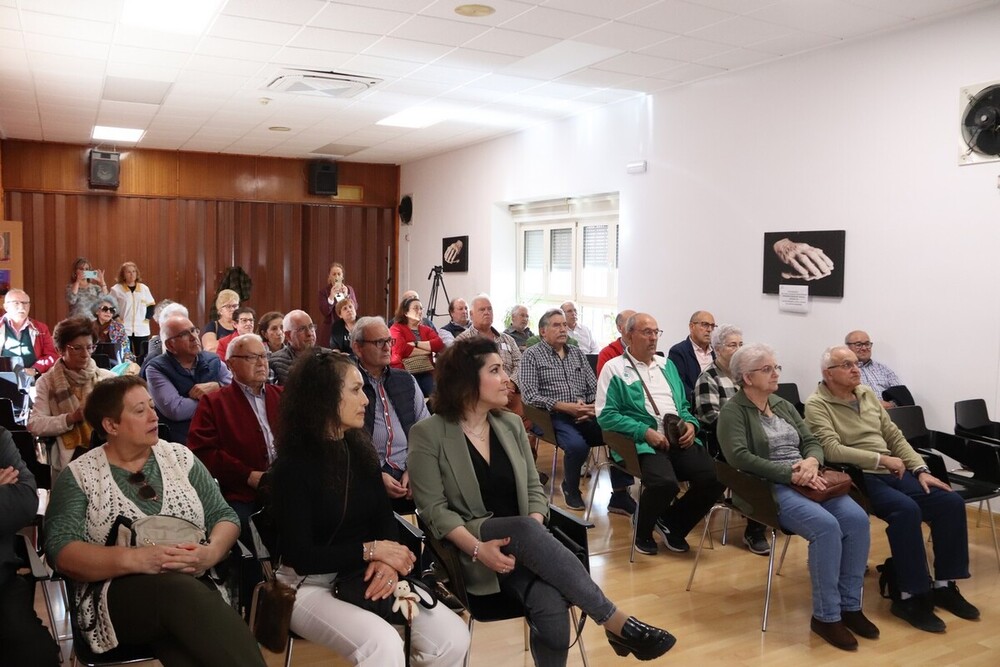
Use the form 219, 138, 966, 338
400, 4, 1000, 431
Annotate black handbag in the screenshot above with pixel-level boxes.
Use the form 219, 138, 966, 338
332, 570, 438, 623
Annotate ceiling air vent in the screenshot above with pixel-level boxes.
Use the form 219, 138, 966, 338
264, 69, 381, 99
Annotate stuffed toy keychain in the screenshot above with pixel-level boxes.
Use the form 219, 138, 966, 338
392, 580, 422, 622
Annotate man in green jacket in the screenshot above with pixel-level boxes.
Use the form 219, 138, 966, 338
596, 313, 723, 555
804, 345, 979, 633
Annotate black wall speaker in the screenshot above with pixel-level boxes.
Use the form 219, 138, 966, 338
308, 161, 338, 195
399, 195, 413, 224
89, 150, 120, 188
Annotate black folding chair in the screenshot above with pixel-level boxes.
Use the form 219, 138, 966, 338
954, 398, 1000, 443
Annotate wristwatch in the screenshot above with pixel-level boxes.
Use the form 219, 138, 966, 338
912, 465, 930, 476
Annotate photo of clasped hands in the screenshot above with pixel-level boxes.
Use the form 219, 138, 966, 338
773, 237, 834, 281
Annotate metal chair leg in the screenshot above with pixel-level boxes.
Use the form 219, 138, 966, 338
628, 492, 641, 563
761, 528, 779, 632
571, 607, 589, 667
283, 636, 294, 667
986, 498, 1000, 571
584, 461, 602, 522
549, 447, 559, 500
465, 618, 475, 667
686, 504, 724, 590
775, 533, 792, 576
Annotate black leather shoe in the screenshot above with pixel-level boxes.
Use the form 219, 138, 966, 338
810, 618, 857, 651
891, 595, 946, 633
841, 610, 880, 639
933, 582, 980, 620
606, 617, 676, 661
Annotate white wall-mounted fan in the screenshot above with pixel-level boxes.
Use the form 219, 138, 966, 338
959, 79, 1000, 165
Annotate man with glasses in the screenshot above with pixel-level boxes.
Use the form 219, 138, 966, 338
0, 288, 58, 377
517, 308, 635, 514
215, 307, 256, 361
845, 330, 903, 408
597, 313, 723, 555
668, 310, 717, 399
188, 334, 281, 535
351, 316, 429, 511
805, 345, 978, 633
268, 310, 327, 385
145, 315, 231, 443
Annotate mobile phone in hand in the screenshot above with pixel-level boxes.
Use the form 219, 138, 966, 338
84, 270, 98, 279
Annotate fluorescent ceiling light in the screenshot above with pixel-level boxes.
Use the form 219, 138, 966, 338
121, 0, 224, 34
92, 126, 145, 142
377, 106, 457, 129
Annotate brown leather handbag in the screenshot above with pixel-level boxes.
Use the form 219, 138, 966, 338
790, 468, 853, 503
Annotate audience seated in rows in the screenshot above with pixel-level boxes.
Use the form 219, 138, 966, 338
503, 303, 534, 350
45, 375, 266, 665
804, 345, 979, 633
596, 309, 636, 377
187, 333, 280, 535
268, 310, 325, 385
215, 307, 256, 361
517, 308, 634, 514
0, 288, 58, 377
409, 337, 676, 665
145, 315, 231, 443
692, 324, 769, 555
596, 313, 723, 555
667, 310, 716, 400
562, 301, 600, 354
29, 317, 116, 477
271, 351, 469, 666
718, 343, 875, 651
845, 330, 904, 408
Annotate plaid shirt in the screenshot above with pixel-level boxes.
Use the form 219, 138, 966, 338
858, 359, 901, 398
515, 339, 596, 410
693, 363, 739, 425
455, 325, 521, 378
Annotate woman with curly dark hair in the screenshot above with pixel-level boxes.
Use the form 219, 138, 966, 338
270, 350, 468, 666
408, 337, 676, 666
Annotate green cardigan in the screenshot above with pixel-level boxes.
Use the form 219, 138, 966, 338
408, 410, 549, 596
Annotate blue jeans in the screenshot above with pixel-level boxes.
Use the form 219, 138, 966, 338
773, 486, 870, 622
863, 471, 969, 594
550, 413, 632, 492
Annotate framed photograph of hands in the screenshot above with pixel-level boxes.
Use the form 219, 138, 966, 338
763, 230, 845, 297
442, 235, 469, 273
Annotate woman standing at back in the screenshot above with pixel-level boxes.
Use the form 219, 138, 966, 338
110, 261, 155, 358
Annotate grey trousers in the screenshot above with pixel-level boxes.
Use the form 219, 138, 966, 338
480, 516, 615, 667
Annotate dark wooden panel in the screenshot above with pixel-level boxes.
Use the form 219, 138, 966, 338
2, 140, 400, 208
3, 190, 397, 333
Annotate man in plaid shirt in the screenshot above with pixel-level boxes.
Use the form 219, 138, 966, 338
845, 330, 903, 408
516, 308, 635, 514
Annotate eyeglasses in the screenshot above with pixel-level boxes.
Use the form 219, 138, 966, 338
846, 341, 873, 349
219, 304, 239, 311
99, 306, 116, 313
4, 300, 29, 307
637, 328, 663, 338
236, 317, 255, 325
294, 323, 317, 334
361, 337, 395, 348
230, 353, 268, 363
749, 365, 782, 374
722, 342, 744, 349
166, 327, 200, 342
127, 471, 159, 501
65, 343, 97, 353
827, 361, 860, 370
692, 321, 717, 330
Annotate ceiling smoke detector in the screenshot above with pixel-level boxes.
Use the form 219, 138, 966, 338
264, 69, 382, 99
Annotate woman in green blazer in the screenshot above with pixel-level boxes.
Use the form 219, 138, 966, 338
409, 337, 675, 666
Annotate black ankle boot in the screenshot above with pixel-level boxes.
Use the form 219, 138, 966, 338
606, 617, 677, 661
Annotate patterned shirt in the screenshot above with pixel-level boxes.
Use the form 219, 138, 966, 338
361, 366, 429, 471
235, 380, 277, 463
456, 326, 521, 378
858, 359, 901, 399
503, 326, 534, 350
694, 363, 739, 425
515, 339, 596, 411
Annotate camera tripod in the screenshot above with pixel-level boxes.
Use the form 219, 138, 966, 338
426, 265, 450, 321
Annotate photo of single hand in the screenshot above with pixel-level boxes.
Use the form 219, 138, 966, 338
772, 237, 834, 281
443, 239, 463, 264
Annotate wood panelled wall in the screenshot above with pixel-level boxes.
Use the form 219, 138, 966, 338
1, 140, 400, 331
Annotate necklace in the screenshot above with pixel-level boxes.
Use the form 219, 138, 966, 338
461, 420, 489, 441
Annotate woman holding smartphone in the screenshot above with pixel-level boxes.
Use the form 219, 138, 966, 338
317, 262, 358, 348
66, 257, 108, 319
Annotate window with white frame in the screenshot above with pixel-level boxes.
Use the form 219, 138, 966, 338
511, 194, 619, 346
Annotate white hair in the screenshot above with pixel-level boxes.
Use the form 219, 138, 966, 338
711, 324, 742, 349
225, 333, 265, 360
729, 343, 775, 388
157, 303, 188, 327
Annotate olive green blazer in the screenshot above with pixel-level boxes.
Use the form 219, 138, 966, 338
408, 410, 549, 595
